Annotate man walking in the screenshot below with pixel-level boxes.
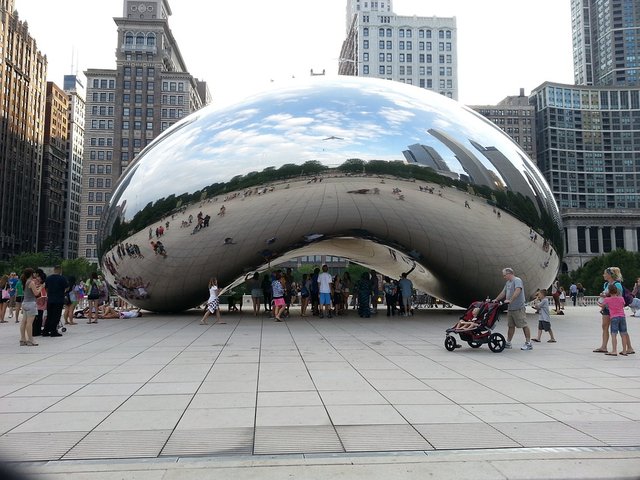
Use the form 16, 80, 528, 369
493, 267, 532, 350
43, 266, 68, 337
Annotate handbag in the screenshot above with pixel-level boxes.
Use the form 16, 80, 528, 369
1, 289, 9, 300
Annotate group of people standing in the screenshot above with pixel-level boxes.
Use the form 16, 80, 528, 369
0, 268, 109, 346
201, 267, 416, 323
493, 265, 638, 355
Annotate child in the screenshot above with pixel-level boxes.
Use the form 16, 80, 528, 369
601, 283, 630, 356
452, 307, 481, 331
531, 289, 556, 343
559, 287, 566, 310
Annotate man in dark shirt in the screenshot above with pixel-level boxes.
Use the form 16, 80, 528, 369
43, 266, 68, 337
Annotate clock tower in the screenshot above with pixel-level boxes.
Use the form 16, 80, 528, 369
123, 0, 171, 20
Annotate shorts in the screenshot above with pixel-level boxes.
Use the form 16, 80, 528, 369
538, 320, 551, 332
600, 306, 610, 316
0, 298, 7, 304
507, 308, 528, 329
273, 297, 286, 307
319, 292, 332, 305
610, 316, 628, 335
251, 288, 263, 299
22, 301, 37, 316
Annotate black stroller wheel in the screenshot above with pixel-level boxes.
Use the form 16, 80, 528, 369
488, 333, 506, 352
444, 335, 457, 351
467, 340, 482, 348
61, 327, 67, 333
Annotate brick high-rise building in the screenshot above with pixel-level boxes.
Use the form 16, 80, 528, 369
38, 82, 69, 257
78, 0, 210, 261
0, 0, 47, 259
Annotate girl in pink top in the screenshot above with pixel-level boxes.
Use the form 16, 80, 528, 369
601, 284, 630, 356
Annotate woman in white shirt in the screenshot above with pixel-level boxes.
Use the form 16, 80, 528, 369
200, 278, 224, 325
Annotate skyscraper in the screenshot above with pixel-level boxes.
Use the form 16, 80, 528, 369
339, 0, 458, 99
530, 0, 640, 271
572, 0, 640, 87
63, 74, 86, 260
38, 82, 69, 257
78, 0, 210, 261
0, 0, 47, 260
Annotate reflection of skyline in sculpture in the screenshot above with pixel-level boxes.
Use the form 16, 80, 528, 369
98, 77, 562, 313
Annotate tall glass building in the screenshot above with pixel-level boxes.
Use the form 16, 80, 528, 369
572, 0, 640, 87
531, 82, 640, 271
530, 1, 640, 272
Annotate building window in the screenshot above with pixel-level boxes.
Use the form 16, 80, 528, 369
379, 28, 384, 36
363, 40, 369, 49
363, 65, 369, 74
363, 27, 369, 36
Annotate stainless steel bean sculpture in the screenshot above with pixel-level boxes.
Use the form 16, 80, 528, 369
99, 77, 561, 312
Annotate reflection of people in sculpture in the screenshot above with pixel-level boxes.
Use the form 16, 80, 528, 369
218, 205, 226, 216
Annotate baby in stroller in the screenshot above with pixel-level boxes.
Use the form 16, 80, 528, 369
450, 306, 482, 332
445, 300, 507, 352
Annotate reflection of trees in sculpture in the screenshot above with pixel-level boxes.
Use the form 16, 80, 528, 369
99, 158, 562, 258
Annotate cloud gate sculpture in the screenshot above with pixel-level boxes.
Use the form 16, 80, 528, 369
99, 77, 562, 312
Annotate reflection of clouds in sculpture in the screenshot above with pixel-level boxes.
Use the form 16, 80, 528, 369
100, 77, 562, 312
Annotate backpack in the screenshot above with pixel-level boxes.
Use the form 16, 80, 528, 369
622, 286, 635, 307
88, 282, 100, 299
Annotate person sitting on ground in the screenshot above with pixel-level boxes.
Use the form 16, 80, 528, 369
119, 308, 142, 319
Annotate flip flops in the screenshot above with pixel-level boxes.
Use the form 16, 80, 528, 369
605, 352, 617, 356
593, 348, 607, 353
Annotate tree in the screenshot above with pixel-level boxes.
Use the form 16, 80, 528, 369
566, 250, 640, 294
61, 258, 97, 282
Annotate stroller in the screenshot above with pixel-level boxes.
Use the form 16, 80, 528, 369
444, 300, 507, 353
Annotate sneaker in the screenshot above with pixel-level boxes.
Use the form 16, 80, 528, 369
521, 342, 533, 350
504, 342, 512, 349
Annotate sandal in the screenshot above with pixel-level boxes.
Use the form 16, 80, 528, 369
593, 348, 608, 353
605, 352, 617, 356
531, 339, 540, 342
548, 339, 557, 343
627, 351, 635, 354
620, 352, 628, 356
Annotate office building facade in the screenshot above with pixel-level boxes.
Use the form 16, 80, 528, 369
572, 0, 640, 87
78, 0, 210, 261
38, 82, 69, 256
531, 81, 640, 271
0, 0, 47, 259
63, 74, 86, 259
339, 0, 458, 99
470, 89, 537, 161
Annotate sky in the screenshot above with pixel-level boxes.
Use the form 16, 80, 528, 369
13, 0, 575, 106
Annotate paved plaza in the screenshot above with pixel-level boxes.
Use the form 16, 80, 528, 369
0, 304, 639, 478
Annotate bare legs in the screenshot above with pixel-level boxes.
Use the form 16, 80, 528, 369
20, 314, 37, 346
87, 299, 99, 323
597, 314, 611, 351
252, 297, 261, 316
200, 308, 224, 325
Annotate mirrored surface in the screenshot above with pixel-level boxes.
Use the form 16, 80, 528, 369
99, 77, 562, 312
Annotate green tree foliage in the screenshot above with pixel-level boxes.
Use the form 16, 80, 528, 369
61, 258, 98, 282
564, 250, 640, 294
